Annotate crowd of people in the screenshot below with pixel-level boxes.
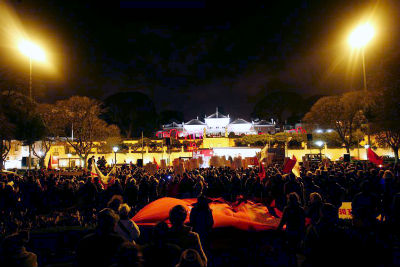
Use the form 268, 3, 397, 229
0, 160, 399, 266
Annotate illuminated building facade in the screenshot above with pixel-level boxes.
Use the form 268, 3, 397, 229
160, 108, 276, 137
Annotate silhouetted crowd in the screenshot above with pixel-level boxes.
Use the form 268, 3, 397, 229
1, 161, 400, 266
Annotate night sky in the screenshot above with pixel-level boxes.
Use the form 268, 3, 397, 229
0, 0, 399, 120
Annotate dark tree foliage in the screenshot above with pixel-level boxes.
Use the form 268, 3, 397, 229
252, 90, 312, 125
0, 91, 46, 169
102, 92, 157, 138
158, 110, 184, 126
368, 54, 400, 163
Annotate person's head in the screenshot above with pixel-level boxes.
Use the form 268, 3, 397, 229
107, 195, 123, 212
153, 221, 169, 241
383, 170, 394, 180
3, 230, 30, 254
118, 203, 131, 220
361, 180, 371, 193
320, 203, 338, 224
116, 241, 142, 267
287, 192, 300, 207
309, 192, 322, 204
97, 208, 119, 233
194, 196, 211, 210
176, 249, 205, 267
169, 205, 187, 226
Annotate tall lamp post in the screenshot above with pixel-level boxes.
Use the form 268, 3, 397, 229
18, 40, 46, 100
113, 146, 119, 166
348, 23, 375, 145
18, 40, 46, 171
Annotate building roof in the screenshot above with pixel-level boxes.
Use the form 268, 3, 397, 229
253, 120, 273, 126
163, 121, 183, 128
230, 118, 251, 125
184, 119, 206, 125
206, 108, 228, 119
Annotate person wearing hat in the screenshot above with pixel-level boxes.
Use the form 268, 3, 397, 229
189, 196, 213, 248
76, 208, 127, 267
167, 205, 207, 266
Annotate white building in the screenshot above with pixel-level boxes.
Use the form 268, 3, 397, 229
204, 109, 230, 135
160, 108, 276, 137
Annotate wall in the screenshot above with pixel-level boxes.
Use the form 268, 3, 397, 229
287, 147, 394, 162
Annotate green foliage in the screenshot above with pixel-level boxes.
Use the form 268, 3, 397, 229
303, 91, 364, 153
234, 132, 307, 147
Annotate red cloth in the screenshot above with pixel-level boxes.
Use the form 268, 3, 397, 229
153, 157, 159, 170
47, 155, 52, 170
132, 197, 281, 231
367, 148, 383, 165
258, 162, 266, 180
282, 155, 297, 174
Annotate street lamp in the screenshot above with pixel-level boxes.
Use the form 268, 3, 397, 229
113, 146, 119, 166
67, 153, 72, 169
348, 23, 375, 145
315, 140, 324, 161
18, 39, 46, 100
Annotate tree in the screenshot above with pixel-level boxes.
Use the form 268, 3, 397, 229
102, 92, 157, 138
32, 103, 62, 167
158, 110, 184, 126
0, 91, 46, 169
0, 112, 14, 170
368, 56, 400, 163
252, 91, 305, 125
54, 96, 120, 168
303, 91, 364, 154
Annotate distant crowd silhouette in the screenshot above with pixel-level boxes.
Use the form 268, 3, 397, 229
1, 160, 400, 266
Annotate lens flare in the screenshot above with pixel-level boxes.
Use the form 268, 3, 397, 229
18, 40, 46, 62
348, 23, 375, 48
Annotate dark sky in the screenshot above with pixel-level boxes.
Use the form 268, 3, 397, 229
1, 0, 399, 120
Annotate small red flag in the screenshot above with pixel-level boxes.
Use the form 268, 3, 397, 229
47, 155, 53, 170
258, 161, 266, 180
283, 155, 297, 174
153, 157, 159, 170
367, 148, 383, 166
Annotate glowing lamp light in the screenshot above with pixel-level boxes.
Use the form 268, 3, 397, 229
315, 141, 324, 147
315, 129, 323, 133
364, 145, 370, 149
18, 40, 46, 62
113, 146, 119, 153
348, 23, 374, 48
326, 129, 333, 133
67, 153, 72, 158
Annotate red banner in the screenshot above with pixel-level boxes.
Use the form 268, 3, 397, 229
132, 197, 281, 231
282, 155, 297, 174
367, 148, 383, 166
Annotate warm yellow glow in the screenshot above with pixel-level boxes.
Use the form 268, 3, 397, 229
348, 23, 375, 48
18, 40, 46, 62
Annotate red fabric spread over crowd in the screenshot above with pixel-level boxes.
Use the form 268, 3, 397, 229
132, 197, 282, 231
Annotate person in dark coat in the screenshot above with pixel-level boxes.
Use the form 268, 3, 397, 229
189, 196, 214, 247
0, 231, 38, 267
167, 205, 207, 266
142, 222, 182, 267
76, 208, 127, 267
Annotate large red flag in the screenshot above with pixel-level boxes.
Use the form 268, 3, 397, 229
282, 155, 297, 174
367, 148, 383, 165
132, 197, 281, 231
